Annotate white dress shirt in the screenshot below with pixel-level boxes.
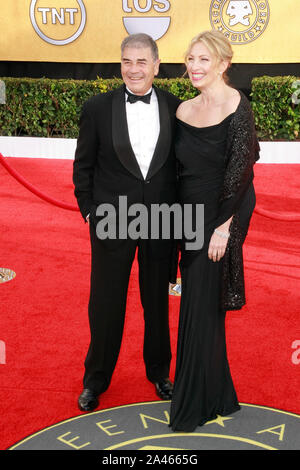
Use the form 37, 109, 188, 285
86, 87, 160, 223
125, 87, 160, 179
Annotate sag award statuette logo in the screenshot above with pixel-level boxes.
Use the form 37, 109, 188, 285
30, 0, 87, 46
122, 1, 171, 40
210, 0, 270, 44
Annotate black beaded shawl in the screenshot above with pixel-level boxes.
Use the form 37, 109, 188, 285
216, 91, 260, 311
170, 91, 260, 312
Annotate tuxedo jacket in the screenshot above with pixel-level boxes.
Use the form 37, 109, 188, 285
73, 84, 181, 257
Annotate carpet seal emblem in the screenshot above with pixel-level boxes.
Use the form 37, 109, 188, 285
9, 401, 300, 451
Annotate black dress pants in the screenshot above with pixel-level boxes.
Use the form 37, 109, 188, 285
83, 225, 172, 395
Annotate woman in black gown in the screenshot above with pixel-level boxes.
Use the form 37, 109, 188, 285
169, 31, 260, 432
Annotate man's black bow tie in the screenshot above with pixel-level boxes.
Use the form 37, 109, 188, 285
126, 89, 152, 104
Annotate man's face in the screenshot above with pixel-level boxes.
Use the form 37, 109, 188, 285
121, 46, 160, 96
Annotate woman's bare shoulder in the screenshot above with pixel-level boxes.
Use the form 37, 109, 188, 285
222, 88, 242, 115
176, 97, 199, 119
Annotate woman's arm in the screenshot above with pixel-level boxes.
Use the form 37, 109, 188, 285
208, 95, 260, 261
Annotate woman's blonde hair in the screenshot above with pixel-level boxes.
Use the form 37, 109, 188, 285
184, 30, 233, 81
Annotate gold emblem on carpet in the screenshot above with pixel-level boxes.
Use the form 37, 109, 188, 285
9, 402, 300, 451
0, 268, 16, 284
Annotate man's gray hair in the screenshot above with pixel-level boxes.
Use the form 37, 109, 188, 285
121, 33, 159, 62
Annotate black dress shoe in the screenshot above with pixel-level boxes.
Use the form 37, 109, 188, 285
78, 388, 99, 412
154, 378, 173, 400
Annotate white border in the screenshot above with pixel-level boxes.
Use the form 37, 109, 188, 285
0, 137, 299, 163
0, 137, 77, 160
258, 141, 300, 163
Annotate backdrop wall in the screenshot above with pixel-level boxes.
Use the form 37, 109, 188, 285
1, 0, 299, 63
1, 1, 299, 94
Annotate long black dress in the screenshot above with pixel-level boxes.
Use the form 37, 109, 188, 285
169, 112, 256, 432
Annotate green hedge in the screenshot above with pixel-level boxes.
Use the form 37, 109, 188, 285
0, 76, 299, 140
251, 76, 300, 141
0, 77, 122, 139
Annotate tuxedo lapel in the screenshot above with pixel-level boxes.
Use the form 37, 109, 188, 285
112, 85, 144, 180
146, 86, 172, 180
112, 85, 172, 181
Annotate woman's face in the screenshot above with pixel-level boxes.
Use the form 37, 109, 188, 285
186, 41, 222, 90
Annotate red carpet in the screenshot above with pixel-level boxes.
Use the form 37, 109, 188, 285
0, 157, 299, 450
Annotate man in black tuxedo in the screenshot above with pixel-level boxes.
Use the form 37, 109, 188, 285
73, 33, 180, 412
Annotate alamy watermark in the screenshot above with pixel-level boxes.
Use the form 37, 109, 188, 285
95, 196, 204, 250
0, 81, 6, 104
0, 340, 5, 364
291, 340, 300, 365
292, 80, 300, 105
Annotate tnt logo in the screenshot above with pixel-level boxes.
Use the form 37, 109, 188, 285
122, 1, 171, 41
30, 0, 87, 46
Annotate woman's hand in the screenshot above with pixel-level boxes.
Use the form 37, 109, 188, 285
208, 218, 232, 262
